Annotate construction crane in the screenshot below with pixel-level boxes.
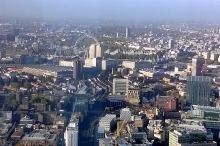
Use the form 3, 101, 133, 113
114, 119, 126, 146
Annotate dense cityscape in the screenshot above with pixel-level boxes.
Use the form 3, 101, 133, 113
1, 1, 220, 146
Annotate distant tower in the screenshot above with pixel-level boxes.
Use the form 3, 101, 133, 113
6, 34, 15, 42
116, 32, 119, 38
95, 44, 103, 58
89, 44, 96, 58
148, 37, 153, 43
126, 27, 131, 38
73, 60, 83, 80
191, 56, 205, 76
36, 43, 40, 53
88, 44, 102, 58
12, 28, 19, 36
168, 39, 174, 49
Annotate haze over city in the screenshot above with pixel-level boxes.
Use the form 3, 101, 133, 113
1, 1, 220, 146
0, 0, 220, 22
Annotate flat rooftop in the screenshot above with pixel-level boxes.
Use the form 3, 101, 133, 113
23, 65, 72, 72
192, 105, 220, 113
108, 95, 126, 100
173, 124, 213, 135
186, 76, 212, 82
121, 108, 131, 112
100, 114, 116, 123
11, 131, 24, 138
128, 87, 141, 90
139, 69, 164, 74
22, 130, 57, 141
183, 118, 220, 123
75, 85, 88, 94
68, 114, 79, 131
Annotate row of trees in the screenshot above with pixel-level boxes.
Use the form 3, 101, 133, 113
10, 81, 32, 89
163, 85, 176, 92
30, 96, 50, 104
38, 76, 53, 83
0, 60, 14, 64
6, 93, 19, 111
176, 56, 190, 63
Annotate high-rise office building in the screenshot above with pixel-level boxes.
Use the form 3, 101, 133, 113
168, 39, 174, 48
112, 78, 129, 95
126, 27, 131, 38
148, 37, 153, 43
99, 114, 116, 131
84, 58, 102, 71
64, 119, 79, 146
93, 57, 102, 70
169, 125, 216, 146
96, 44, 103, 58
73, 60, 83, 80
89, 44, 96, 58
0, 50, 6, 59
191, 57, 205, 76
186, 76, 212, 106
102, 59, 118, 71
12, 28, 19, 36
89, 44, 102, 58
6, 34, 15, 42
120, 108, 132, 122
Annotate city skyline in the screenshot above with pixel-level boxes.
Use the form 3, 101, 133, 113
1, 1, 220, 145
0, 0, 220, 22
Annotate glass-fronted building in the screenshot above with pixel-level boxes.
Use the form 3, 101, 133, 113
191, 105, 220, 120
186, 76, 212, 106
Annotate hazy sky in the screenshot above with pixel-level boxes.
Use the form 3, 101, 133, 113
0, 0, 220, 22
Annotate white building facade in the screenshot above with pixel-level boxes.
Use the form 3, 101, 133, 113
64, 122, 78, 146
99, 114, 116, 131
120, 108, 132, 122
112, 78, 129, 95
